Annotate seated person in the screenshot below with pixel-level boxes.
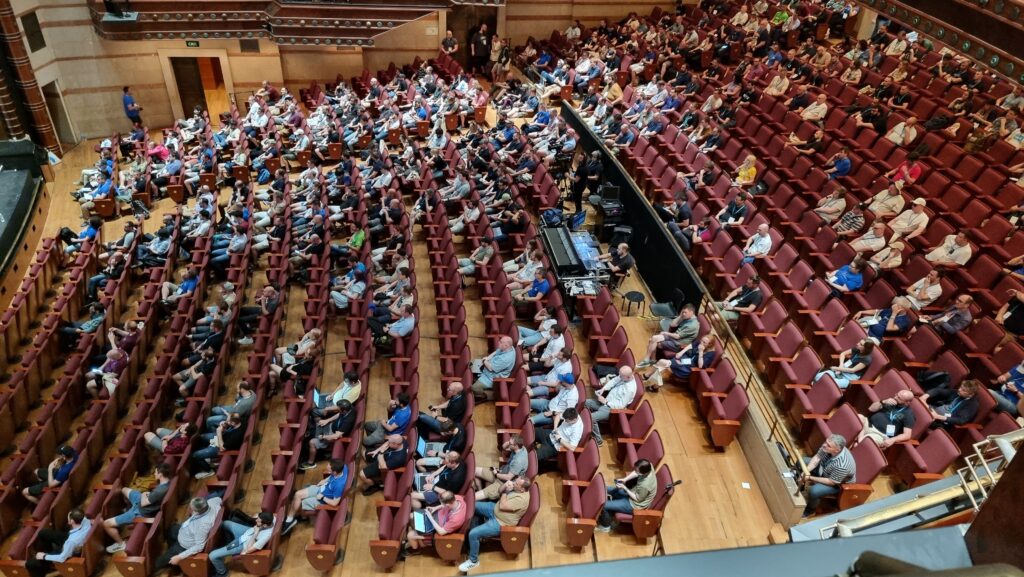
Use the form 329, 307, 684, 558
471, 336, 518, 401
282, 459, 348, 534
361, 392, 412, 448
921, 379, 981, 430
474, 436, 528, 502
411, 451, 468, 509
359, 434, 408, 496
920, 295, 973, 335
991, 361, 1024, 416
417, 382, 467, 437
25, 509, 91, 577
534, 407, 584, 461
825, 258, 866, 295
716, 276, 763, 322
800, 435, 855, 517
22, 445, 78, 505
145, 423, 196, 456
510, 268, 551, 305
854, 297, 913, 344
529, 373, 578, 426
642, 335, 717, 392
595, 459, 657, 532
586, 366, 638, 445
209, 511, 275, 576
103, 463, 172, 553
191, 412, 245, 480
404, 489, 468, 556
813, 339, 873, 390
855, 389, 917, 449
301, 400, 357, 470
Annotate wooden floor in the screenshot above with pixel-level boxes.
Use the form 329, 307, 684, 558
16, 128, 778, 577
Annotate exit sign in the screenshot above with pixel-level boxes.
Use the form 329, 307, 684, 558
186, 40, 200, 47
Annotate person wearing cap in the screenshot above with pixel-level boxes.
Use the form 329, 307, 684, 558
529, 372, 579, 426
22, 446, 78, 504
886, 198, 929, 240
208, 511, 275, 577
153, 496, 222, 572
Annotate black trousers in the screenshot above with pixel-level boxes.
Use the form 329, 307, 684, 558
535, 428, 557, 461
26, 528, 69, 577
153, 524, 185, 573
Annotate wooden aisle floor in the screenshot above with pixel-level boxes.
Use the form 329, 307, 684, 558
23, 132, 777, 577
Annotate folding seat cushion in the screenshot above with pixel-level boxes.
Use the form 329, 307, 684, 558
889, 429, 960, 487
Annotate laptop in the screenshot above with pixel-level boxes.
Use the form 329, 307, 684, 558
414, 473, 428, 492
417, 435, 427, 457
312, 388, 322, 407
413, 511, 428, 533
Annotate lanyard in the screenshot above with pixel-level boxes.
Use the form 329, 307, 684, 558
948, 397, 964, 415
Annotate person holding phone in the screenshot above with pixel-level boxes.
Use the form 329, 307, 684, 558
596, 459, 657, 532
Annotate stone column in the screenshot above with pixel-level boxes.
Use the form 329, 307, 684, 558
0, 62, 25, 138
0, 0, 61, 155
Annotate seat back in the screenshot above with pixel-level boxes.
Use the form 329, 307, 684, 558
581, 473, 607, 518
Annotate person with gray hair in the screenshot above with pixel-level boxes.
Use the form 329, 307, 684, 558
153, 495, 222, 572
800, 434, 856, 517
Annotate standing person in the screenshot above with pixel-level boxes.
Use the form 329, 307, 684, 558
441, 29, 459, 58
470, 24, 491, 76
26, 509, 92, 577
123, 86, 143, 125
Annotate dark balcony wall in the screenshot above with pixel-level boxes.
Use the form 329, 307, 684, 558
899, 0, 1024, 61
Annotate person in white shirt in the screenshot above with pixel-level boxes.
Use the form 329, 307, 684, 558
887, 198, 929, 240
527, 325, 565, 372
867, 183, 906, 218
801, 94, 829, 122
885, 116, 919, 147
925, 232, 972, 267
565, 20, 581, 40
849, 221, 888, 253
209, 512, 275, 575
741, 223, 773, 265
585, 366, 637, 445
904, 269, 944, 310
536, 407, 583, 460
885, 32, 908, 56
530, 372, 579, 426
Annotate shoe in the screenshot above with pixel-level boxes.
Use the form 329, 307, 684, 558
299, 461, 317, 470
637, 359, 654, 368
194, 471, 216, 480
237, 336, 254, 346
106, 542, 127, 554
594, 524, 611, 533
281, 518, 298, 535
361, 483, 383, 496
174, 398, 186, 408
458, 560, 480, 573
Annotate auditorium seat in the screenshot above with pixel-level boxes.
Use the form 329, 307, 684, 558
888, 429, 961, 488
565, 472, 605, 549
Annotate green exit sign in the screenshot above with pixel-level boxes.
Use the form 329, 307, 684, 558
186, 40, 200, 47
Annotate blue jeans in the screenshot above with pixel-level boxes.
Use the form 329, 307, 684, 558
467, 501, 502, 562
598, 487, 634, 527
517, 326, 544, 347
206, 407, 230, 432
803, 457, 840, 512
741, 255, 755, 266
530, 399, 553, 425
87, 273, 109, 299
191, 435, 220, 472
209, 520, 248, 574
417, 413, 442, 435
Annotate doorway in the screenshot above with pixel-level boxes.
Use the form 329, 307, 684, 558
169, 56, 228, 126
41, 80, 75, 147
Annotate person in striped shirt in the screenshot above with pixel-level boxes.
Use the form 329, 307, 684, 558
800, 434, 856, 516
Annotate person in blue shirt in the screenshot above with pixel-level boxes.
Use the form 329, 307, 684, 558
826, 259, 865, 295
824, 148, 853, 180
522, 105, 552, 135
512, 267, 550, 304
122, 86, 142, 124
992, 360, 1024, 415
281, 459, 348, 535
26, 508, 91, 577
764, 43, 784, 67
153, 153, 183, 188
361, 392, 412, 448
23, 445, 77, 504
161, 267, 200, 306
855, 297, 913, 344
534, 51, 552, 68
62, 217, 103, 257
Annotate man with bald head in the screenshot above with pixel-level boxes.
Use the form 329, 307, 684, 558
359, 435, 407, 496
856, 390, 917, 449
471, 336, 518, 401
585, 365, 638, 445
417, 381, 467, 437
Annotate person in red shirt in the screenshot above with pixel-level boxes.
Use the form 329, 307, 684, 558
884, 151, 923, 186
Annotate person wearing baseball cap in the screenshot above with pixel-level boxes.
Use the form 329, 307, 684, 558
22, 446, 78, 504
529, 371, 578, 426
